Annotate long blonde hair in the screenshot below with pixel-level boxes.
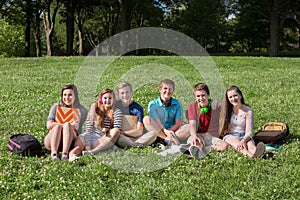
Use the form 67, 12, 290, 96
95, 88, 116, 129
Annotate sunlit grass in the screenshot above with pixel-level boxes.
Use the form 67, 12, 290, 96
0, 56, 299, 199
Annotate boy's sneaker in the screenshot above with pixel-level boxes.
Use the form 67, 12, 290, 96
51, 154, 60, 161
189, 145, 207, 160
253, 142, 266, 158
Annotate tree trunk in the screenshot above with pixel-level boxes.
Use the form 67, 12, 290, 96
25, 0, 31, 57
119, 0, 137, 54
268, 0, 280, 57
32, 3, 42, 57
25, 18, 31, 57
42, 0, 61, 56
78, 27, 83, 56
66, 0, 74, 56
33, 23, 42, 57
298, 15, 300, 49
43, 11, 53, 56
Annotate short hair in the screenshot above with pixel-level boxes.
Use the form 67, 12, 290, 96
116, 81, 132, 92
159, 79, 175, 91
193, 83, 210, 95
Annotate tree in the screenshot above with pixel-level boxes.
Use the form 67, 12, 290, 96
0, 20, 24, 57
42, 0, 62, 56
1, 0, 33, 56
234, 0, 298, 56
172, 0, 227, 52
64, 0, 75, 56
31, 0, 43, 57
233, 2, 268, 52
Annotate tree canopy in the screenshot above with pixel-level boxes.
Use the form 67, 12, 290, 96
0, 0, 299, 57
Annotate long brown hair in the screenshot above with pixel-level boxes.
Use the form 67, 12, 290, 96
219, 85, 246, 136
60, 84, 81, 108
95, 88, 116, 128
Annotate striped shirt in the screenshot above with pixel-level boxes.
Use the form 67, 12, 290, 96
83, 107, 122, 147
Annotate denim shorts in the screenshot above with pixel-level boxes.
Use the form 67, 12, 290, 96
223, 132, 254, 143
79, 132, 101, 148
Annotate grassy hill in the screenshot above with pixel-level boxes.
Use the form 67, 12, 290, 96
0, 56, 299, 199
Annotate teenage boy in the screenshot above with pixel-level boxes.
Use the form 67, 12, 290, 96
143, 79, 187, 145
116, 82, 156, 147
184, 83, 229, 159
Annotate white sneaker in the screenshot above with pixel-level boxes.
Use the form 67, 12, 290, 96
69, 154, 79, 162
82, 150, 93, 156
189, 145, 207, 159
51, 154, 60, 161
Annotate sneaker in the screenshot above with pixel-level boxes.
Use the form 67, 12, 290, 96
51, 154, 60, 161
262, 152, 274, 159
189, 145, 207, 159
179, 143, 191, 154
171, 133, 180, 145
82, 150, 93, 156
163, 138, 172, 146
159, 145, 182, 156
253, 142, 266, 158
69, 154, 80, 162
151, 139, 168, 150
61, 153, 68, 161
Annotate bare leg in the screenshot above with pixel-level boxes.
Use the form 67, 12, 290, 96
224, 136, 253, 157
213, 140, 230, 151
69, 136, 85, 157
44, 124, 62, 156
61, 122, 75, 156
90, 128, 120, 154
143, 116, 167, 140
247, 140, 256, 155
174, 124, 190, 144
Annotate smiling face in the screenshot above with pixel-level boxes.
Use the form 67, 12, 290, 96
159, 83, 174, 101
227, 89, 242, 108
62, 89, 75, 107
194, 90, 209, 108
101, 92, 114, 108
118, 86, 132, 106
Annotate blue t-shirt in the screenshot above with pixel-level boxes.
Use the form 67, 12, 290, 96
148, 97, 182, 129
116, 100, 144, 123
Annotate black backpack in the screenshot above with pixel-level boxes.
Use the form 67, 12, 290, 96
7, 134, 44, 157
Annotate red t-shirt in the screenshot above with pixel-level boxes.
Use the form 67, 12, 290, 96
187, 102, 220, 137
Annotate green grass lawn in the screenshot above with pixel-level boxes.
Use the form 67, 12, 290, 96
0, 56, 299, 199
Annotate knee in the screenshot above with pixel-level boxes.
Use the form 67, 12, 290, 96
143, 116, 151, 126
63, 122, 71, 129
52, 124, 62, 132
110, 128, 120, 137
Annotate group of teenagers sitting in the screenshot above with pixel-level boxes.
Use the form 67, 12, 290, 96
44, 79, 266, 162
